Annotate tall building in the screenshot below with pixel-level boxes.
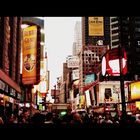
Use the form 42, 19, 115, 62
21, 17, 45, 110
0, 17, 22, 115
73, 21, 82, 56
119, 17, 140, 80
109, 17, 140, 80
110, 17, 119, 49
80, 17, 110, 107
79, 46, 108, 95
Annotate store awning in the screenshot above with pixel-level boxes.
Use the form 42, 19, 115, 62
0, 69, 21, 93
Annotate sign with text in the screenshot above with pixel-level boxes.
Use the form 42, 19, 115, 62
88, 17, 104, 36
67, 56, 79, 68
22, 26, 37, 85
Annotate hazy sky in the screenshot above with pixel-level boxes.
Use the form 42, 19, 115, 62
45, 17, 81, 91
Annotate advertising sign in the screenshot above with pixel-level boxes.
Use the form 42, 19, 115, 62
88, 17, 104, 36
40, 59, 47, 77
72, 69, 79, 80
80, 95, 85, 108
85, 74, 95, 84
67, 56, 79, 68
130, 81, 140, 101
22, 26, 37, 85
102, 48, 127, 76
85, 90, 91, 107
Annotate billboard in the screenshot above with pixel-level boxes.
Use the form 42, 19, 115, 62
85, 90, 91, 107
72, 69, 79, 80
40, 59, 47, 77
102, 48, 127, 76
84, 73, 96, 84
130, 81, 140, 101
88, 17, 104, 36
67, 56, 79, 68
22, 26, 37, 85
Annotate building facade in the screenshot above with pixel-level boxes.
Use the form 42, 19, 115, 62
0, 17, 22, 115
21, 17, 45, 110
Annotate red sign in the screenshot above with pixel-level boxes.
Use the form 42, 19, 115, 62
105, 48, 127, 76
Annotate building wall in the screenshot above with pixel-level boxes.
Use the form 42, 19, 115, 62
0, 17, 21, 87
0, 17, 22, 107
110, 17, 119, 49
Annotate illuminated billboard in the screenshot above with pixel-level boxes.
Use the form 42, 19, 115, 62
22, 26, 37, 85
130, 81, 140, 101
101, 48, 127, 76
88, 17, 104, 36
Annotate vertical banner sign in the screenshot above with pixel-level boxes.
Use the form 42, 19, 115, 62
22, 26, 37, 85
88, 17, 104, 36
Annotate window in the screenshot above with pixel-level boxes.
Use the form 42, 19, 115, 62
104, 88, 112, 99
112, 35, 119, 40
112, 29, 119, 34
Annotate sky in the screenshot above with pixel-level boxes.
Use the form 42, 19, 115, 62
45, 17, 81, 91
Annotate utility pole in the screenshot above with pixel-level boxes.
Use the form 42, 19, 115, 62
118, 17, 126, 122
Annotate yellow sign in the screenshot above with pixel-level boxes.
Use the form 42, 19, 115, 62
80, 95, 85, 108
131, 81, 140, 100
136, 101, 140, 110
88, 17, 104, 36
22, 26, 37, 85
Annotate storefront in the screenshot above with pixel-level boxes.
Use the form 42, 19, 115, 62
0, 79, 21, 115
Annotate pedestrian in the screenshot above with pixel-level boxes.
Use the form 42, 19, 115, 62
0, 116, 4, 124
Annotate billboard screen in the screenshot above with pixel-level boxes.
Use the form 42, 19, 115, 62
102, 48, 127, 76
88, 17, 104, 36
130, 81, 140, 101
22, 26, 37, 84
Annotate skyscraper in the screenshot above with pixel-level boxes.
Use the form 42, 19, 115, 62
73, 21, 82, 56
110, 17, 119, 49
110, 17, 140, 80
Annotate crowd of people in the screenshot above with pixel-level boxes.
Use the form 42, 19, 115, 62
0, 105, 140, 125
